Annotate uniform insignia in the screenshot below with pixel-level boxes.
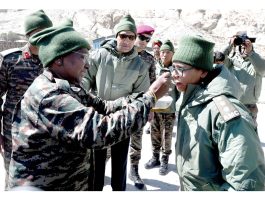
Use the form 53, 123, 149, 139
213, 95, 241, 122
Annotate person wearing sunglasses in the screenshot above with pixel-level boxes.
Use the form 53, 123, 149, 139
145, 40, 179, 176
127, 24, 156, 190
172, 35, 265, 191
82, 14, 150, 191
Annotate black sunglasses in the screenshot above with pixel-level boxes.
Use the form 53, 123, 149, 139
118, 34, 136, 41
138, 34, 151, 42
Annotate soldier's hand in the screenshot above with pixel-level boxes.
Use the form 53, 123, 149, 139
148, 72, 171, 100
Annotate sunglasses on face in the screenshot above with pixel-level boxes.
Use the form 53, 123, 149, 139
138, 34, 151, 42
118, 34, 136, 41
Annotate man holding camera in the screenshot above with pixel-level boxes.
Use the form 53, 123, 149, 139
222, 31, 265, 127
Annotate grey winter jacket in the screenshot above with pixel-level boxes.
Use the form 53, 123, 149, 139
82, 39, 150, 100
222, 44, 265, 104
175, 65, 265, 191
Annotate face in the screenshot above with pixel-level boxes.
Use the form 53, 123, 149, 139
171, 62, 208, 92
116, 31, 136, 53
160, 49, 174, 66
57, 48, 89, 84
135, 33, 151, 52
152, 44, 160, 57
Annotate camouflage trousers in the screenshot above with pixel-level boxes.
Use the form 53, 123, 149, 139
3, 132, 12, 189
129, 128, 143, 165
245, 104, 258, 128
150, 112, 175, 156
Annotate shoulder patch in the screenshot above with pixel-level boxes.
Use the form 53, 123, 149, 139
0, 48, 22, 57
213, 95, 241, 122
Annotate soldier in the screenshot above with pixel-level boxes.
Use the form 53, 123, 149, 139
7, 19, 171, 191
172, 35, 265, 191
0, 9, 53, 188
222, 31, 265, 127
128, 24, 156, 189
145, 40, 179, 175
152, 39, 162, 63
82, 14, 150, 191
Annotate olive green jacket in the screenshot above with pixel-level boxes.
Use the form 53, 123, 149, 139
222, 44, 265, 104
82, 39, 150, 100
175, 65, 265, 191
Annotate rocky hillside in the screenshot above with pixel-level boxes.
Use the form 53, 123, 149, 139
1, 9, 265, 55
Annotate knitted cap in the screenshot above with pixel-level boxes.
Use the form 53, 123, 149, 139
137, 25, 154, 35
29, 19, 90, 67
114, 14, 136, 37
160, 39, 174, 52
24, 10, 53, 35
172, 35, 215, 71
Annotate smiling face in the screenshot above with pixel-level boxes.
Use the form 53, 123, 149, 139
51, 48, 89, 84
171, 61, 208, 92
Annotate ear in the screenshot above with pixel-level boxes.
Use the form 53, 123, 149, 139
55, 58, 62, 66
200, 71, 208, 79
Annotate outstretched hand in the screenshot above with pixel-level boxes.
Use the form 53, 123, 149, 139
148, 72, 171, 100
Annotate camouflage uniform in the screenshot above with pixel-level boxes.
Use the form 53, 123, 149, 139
129, 50, 156, 165
150, 61, 179, 158
0, 44, 43, 180
8, 69, 155, 191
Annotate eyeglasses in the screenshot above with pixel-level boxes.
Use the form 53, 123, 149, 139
171, 66, 194, 76
72, 51, 90, 60
138, 34, 151, 42
118, 34, 136, 41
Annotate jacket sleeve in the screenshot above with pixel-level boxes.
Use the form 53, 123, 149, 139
37, 91, 155, 150
216, 106, 265, 191
221, 44, 235, 69
81, 50, 99, 92
248, 51, 265, 77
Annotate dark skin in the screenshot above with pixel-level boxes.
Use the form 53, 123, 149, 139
49, 48, 89, 85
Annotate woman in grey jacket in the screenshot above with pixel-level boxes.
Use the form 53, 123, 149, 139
172, 35, 265, 191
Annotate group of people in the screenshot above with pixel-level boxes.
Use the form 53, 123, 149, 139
0, 10, 265, 191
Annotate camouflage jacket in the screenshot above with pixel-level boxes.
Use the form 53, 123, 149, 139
8, 69, 155, 191
138, 50, 156, 84
0, 44, 43, 133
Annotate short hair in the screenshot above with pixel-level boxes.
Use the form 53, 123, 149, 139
214, 51, 225, 63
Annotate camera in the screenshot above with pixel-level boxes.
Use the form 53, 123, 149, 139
234, 35, 256, 46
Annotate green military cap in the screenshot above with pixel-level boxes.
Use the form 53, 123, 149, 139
172, 35, 215, 71
160, 39, 175, 53
114, 14, 136, 37
24, 10, 53, 35
29, 19, 90, 67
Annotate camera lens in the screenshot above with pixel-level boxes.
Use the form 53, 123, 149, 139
234, 37, 243, 46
